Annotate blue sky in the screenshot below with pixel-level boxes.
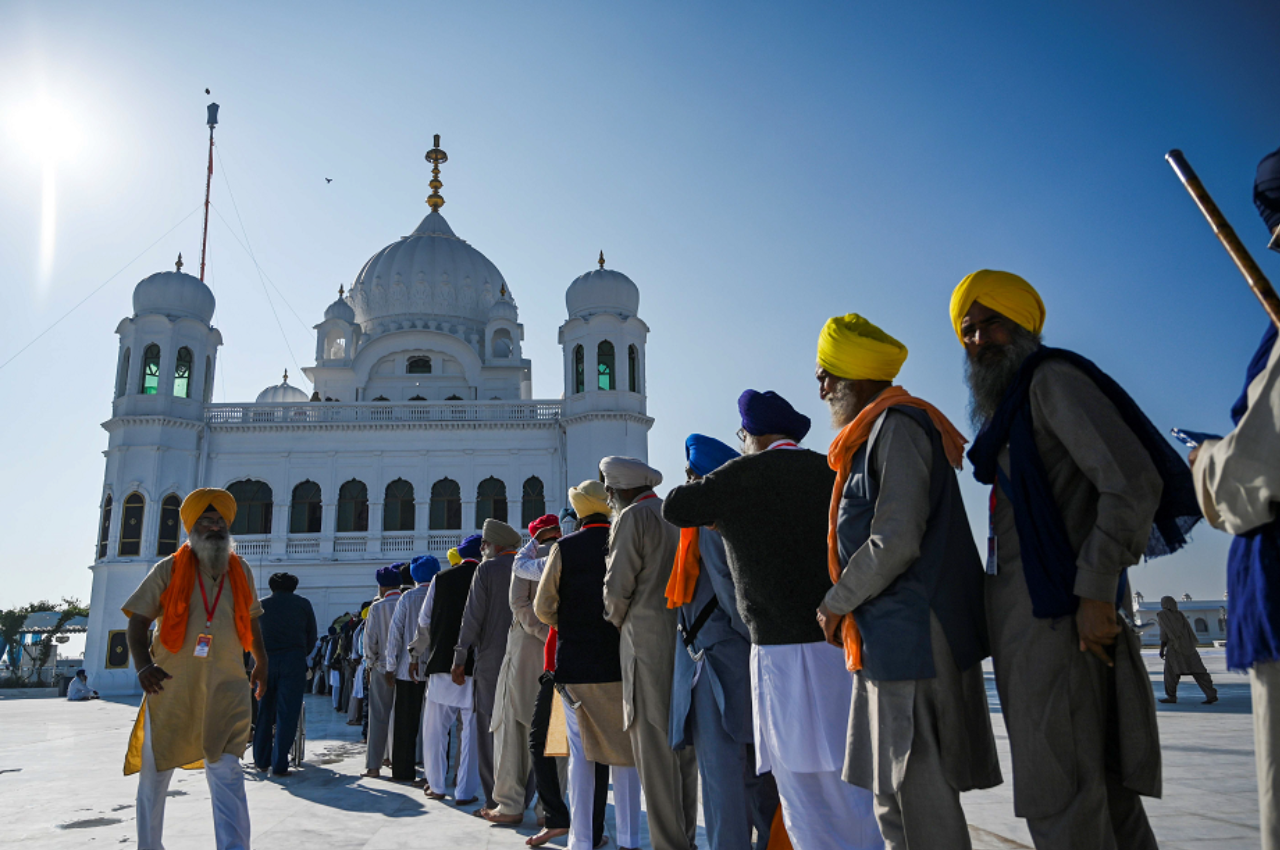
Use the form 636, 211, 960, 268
1, 1, 1276, 608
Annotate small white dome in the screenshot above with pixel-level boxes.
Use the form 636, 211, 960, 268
133, 261, 216, 324
488, 292, 518, 322
566, 266, 639, 319
255, 371, 310, 404
324, 288, 356, 323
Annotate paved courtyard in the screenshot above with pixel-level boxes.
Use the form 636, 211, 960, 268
0, 649, 1259, 849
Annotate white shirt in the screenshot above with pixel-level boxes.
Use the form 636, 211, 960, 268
67, 677, 95, 700
513, 537, 552, 582
363, 591, 401, 674
386, 584, 431, 680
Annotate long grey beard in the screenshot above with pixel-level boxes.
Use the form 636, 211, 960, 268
190, 533, 234, 575
964, 328, 1042, 433
826, 379, 860, 430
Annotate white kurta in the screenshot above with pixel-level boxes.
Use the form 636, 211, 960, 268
386, 583, 431, 680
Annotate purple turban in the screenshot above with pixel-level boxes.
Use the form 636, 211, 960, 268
376, 564, 405, 588
738, 390, 811, 441
457, 534, 484, 561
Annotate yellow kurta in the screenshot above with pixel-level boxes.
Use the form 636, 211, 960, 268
122, 554, 263, 774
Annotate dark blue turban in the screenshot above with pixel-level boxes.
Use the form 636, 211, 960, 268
738, 389, 811, 441
377, 564, 405, 587
410, 555, 441, 584
1255, 145, 1280, 236
457, 534, 484, 561
685, 433, 740, 477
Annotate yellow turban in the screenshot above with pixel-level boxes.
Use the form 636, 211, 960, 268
568, 480, 611, 519
179, 488, 237, 533
949, 270, 1046, 344
816, 314, 908, 381
447, 548, 462, 566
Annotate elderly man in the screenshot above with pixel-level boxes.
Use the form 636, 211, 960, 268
954, 270, 1202, 849
812, 315, 1001, 849
413, 535, 483, 803
665, 391, 881, 849
361, 564, 406, 778
67, 669, 99, 701
453, 519, 522, 815
385, 556, 441, 783
601, 456, 699, 850
122, 488, 267, 850
254, 572, 317, 777
1156, 597, 1217, 705
536, 480, 641, 850
666, 434, 779, 850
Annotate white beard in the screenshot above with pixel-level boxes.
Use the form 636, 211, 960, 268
190, 533, 234, 575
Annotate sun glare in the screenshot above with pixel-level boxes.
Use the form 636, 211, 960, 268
9, 95, 82, 164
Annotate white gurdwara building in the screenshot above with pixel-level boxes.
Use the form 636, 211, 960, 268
84, 139, 653, 693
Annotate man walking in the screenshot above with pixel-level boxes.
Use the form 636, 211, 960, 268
1157, 596, 1218, 705
361, 565, 406, 778
122, 488, 267, 850
254, 572, 317, 777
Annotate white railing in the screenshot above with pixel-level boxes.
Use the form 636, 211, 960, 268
381, 535, 415, 554
206, 400, 562, 426
236, 539, 270, 556
427, 533, 463, 552
286, 538, 321, 555
334, 537, 368, 554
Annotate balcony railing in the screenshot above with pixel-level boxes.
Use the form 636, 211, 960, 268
206, 400, 562, 426
236, 540, 270, 556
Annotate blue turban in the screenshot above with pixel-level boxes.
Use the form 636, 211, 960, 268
457, 534, 483, 561
1255, 145, 1280, 236
685, 434, 739, 477
410, 555, 441, 584
376, 564, 405, 587
738, 389, 811, 441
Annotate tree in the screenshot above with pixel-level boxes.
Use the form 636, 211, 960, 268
0, 598, 88, 686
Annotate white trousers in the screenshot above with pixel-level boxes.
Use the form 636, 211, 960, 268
771, 764, 881, 850
563, 693, 640, 850
1254, 660, 1280, 850
423, 697, 480, 801
136, 711, 250, 850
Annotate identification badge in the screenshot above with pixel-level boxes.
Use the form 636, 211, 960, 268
194, 634, 213, 658
985, 534, 999, 576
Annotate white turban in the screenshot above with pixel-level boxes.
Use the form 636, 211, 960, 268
599, 456, 663, 490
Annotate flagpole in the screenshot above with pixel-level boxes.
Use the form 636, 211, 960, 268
199, 102, 220, 282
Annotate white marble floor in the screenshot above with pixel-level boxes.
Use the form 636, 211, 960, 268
0, 649, 1260, 849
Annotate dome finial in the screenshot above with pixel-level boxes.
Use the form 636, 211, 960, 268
282, 369, 289, 384
598, 250, 605, 269
175, 253, 184, 273
338, 284, 345, 297
425, 134, 448, 211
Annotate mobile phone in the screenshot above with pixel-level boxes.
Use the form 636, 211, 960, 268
1170, 428, 1220, 449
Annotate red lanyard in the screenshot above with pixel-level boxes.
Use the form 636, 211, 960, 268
582, 523, 610, 529
767, 440, 799, 450
635, 493, 658, 504
196, 572, 226, 629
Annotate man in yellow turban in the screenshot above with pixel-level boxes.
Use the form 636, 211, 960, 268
121, 487, 267, 850
953, 271, 1201, 849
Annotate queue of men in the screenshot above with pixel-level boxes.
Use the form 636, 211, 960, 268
119, 148, 1280, 850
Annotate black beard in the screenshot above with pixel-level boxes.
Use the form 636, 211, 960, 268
964, 327, 1042, 433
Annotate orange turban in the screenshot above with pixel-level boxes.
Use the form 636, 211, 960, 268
949, 270, 1046, 344
179, 488, 237, 532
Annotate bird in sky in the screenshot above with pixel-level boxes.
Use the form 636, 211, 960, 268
205, 88, 210, 94
325, 178, 333, 183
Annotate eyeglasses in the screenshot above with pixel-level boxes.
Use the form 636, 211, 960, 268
736, 428, 748, 444
193, 516, 228, 530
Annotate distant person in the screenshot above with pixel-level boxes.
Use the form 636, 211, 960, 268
253, 572, 317, 776
67, 669, 99, 701
1156, 597, 1218, 705
1187, 144, 1280, 850
121, 488, 267, 850
361, 565, 406, 778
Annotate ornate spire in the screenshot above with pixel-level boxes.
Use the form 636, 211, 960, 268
175, 252, 184, 272
338, 284, 345, 297
282, 369, 289, 384
425, 134, 448, 211
598, 250, 605, 269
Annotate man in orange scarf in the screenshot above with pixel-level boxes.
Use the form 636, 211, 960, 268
122, 487, 267, 850
814, 313, 1000, 850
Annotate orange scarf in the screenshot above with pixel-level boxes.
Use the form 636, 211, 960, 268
157, 542, 255, 654
827, 386, 967, 671
664, 526, 702, 608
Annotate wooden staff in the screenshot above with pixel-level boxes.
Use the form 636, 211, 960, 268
1166, 149, 1280, 328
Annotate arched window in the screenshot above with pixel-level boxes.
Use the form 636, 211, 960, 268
116, 349, 131, 399
384, 479, 416, 531
174, 347, 193, 398
475, 477, 508, 527
430, 478, 462, 530
156, 494, 182, 556
118, 492, 145, 557
521, 477, 545, 528
491, 329, 513, 358
203, 356, 214, 403
597, 341, 615, 390
290, 481, 323, 534
628, 344, 640, 392
1194, 617, 1208, 634
573, 345, 585, 394
97, 495, 113, 560
407, 357, 432, 374
140, 344, 161, 395
337, 480, 369, 532
228, 480, 273, 535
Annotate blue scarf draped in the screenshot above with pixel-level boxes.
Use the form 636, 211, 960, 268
969, 347, 1202, 619
1227, 324, 1280, 671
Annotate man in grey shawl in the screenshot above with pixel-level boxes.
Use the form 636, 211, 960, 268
601, 456, 699, 850
1157, 596, 1218, 705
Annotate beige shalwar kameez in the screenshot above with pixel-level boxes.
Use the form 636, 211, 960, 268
490, 570, 549, 816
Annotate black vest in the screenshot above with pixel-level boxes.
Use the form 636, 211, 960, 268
426, 561, 478, 676
553, 522, 622, 685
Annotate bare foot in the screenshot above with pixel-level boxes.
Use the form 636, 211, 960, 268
528, 827, 569, 846
481, 810, 523, 825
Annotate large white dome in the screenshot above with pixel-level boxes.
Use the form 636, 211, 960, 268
566, 266, 639, 319
347, 210, 511, 331
133, 266, 216, 324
